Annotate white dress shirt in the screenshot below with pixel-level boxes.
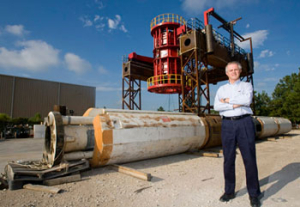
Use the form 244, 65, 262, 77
213, 80, 253, 117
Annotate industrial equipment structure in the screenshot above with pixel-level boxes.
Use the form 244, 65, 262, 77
122, 8, 254, 115
4, 9, 293, 191
122, 53, 153, 110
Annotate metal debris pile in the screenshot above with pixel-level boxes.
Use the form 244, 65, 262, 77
1, 159, 89, 190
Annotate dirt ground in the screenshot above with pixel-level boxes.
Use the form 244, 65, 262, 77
0, 130, 300, 207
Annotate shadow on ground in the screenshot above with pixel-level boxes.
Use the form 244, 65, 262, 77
237, 162, 300, 203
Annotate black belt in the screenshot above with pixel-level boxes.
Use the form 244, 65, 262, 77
222, 114, 250, 120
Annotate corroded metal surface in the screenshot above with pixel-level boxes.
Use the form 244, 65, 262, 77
272, 117, 292, 135
201, 115, 222, 148
44, 112, 64, 167
45, 108, 292, 168
90, 111, 206, 167
47, 109, 206, 167
253, 116, 279, 139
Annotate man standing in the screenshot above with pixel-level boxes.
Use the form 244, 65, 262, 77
214, 61, 261, 207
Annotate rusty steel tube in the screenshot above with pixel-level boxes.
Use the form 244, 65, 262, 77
62, 116, 94, 125
44, 109, 208, 167
252, 116, 291, 139
63, 151, 93, 161
44, 108, 292, 168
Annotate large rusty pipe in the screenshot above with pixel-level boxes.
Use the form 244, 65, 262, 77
44, 108, 292, 168
62, 116, 94, 125
253, 116, 292, 139
63, 151, 93, 161
44, 109, 209, 168
272, 117, 292, 135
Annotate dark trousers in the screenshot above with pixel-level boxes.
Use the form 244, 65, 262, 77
221, 116, 261, 197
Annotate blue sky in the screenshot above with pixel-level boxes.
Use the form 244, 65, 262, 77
0, 0, 299, 112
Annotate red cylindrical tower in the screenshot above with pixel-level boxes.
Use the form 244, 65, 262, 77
147, 14, 186, 94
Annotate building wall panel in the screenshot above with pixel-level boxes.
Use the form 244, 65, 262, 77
13, 77, 59, 118
0, 74, 96, 119
0, 75, 14, 116
60, 83, 95, 116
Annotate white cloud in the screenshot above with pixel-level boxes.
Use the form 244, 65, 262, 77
259, 49, 274, 58
85, 20, 93, 27
95, 0, 104, 9
79, 16, 93, 27
182, 0, 208, 15
257, 82, 266, 87
94, 15, 100, 22
254, 62, 277, 72
5, 25, 28, 36
95, 23, 105, 31
107, 15, 128, 33
255, 77, 278, 93
236, 30, 268, 50
98, 65, 108, 74
0, 40, 60, 71
120, 25, 128, 33
80, 13, 127, 33
265, 67, 275, 71
181, 0, 246, 15
64, 53, 92, 74
246, 24, 250, 29
286, 50, 290, 56
94, 15, 104, 22
96, 86, 121, 91
108, 15, 121, 29
264, 77, 278, 82
92, 15, 105, 31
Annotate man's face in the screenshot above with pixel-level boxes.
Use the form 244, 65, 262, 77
226, 63, 241, 82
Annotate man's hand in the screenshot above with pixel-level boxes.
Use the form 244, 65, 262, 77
220, 98, 230, 103
233, 104, 242, 108
220, 98, 242, 108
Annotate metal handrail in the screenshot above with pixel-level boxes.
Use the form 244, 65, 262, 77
187, 18, 204, 30
150, 14, 186, 30
122, 55, 128, 63
185, 17, 246, 55
212, 29, 246, 55
147, 74, 182, 87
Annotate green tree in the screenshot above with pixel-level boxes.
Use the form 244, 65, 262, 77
0, 113, 10, 122
29, 113, 42, 124
210, 109, 219, 115
157, 106, 165, 111
0, 113, 11, 137
254, 90, 271, 116
270, 72, 300, 124
11, 117, 29, 125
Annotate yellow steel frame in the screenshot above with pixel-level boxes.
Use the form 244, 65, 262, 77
147, 74, 181, 87
150, 14, 186, 30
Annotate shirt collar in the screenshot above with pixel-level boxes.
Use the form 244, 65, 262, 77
228, 79, 241, 85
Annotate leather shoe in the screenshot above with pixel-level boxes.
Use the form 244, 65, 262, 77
219, 193, 235, 202
250, 196, 261, 207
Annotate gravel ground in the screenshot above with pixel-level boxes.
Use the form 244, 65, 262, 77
0, 130, 299, 207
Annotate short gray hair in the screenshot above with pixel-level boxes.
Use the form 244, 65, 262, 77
225, 61, 242, 72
